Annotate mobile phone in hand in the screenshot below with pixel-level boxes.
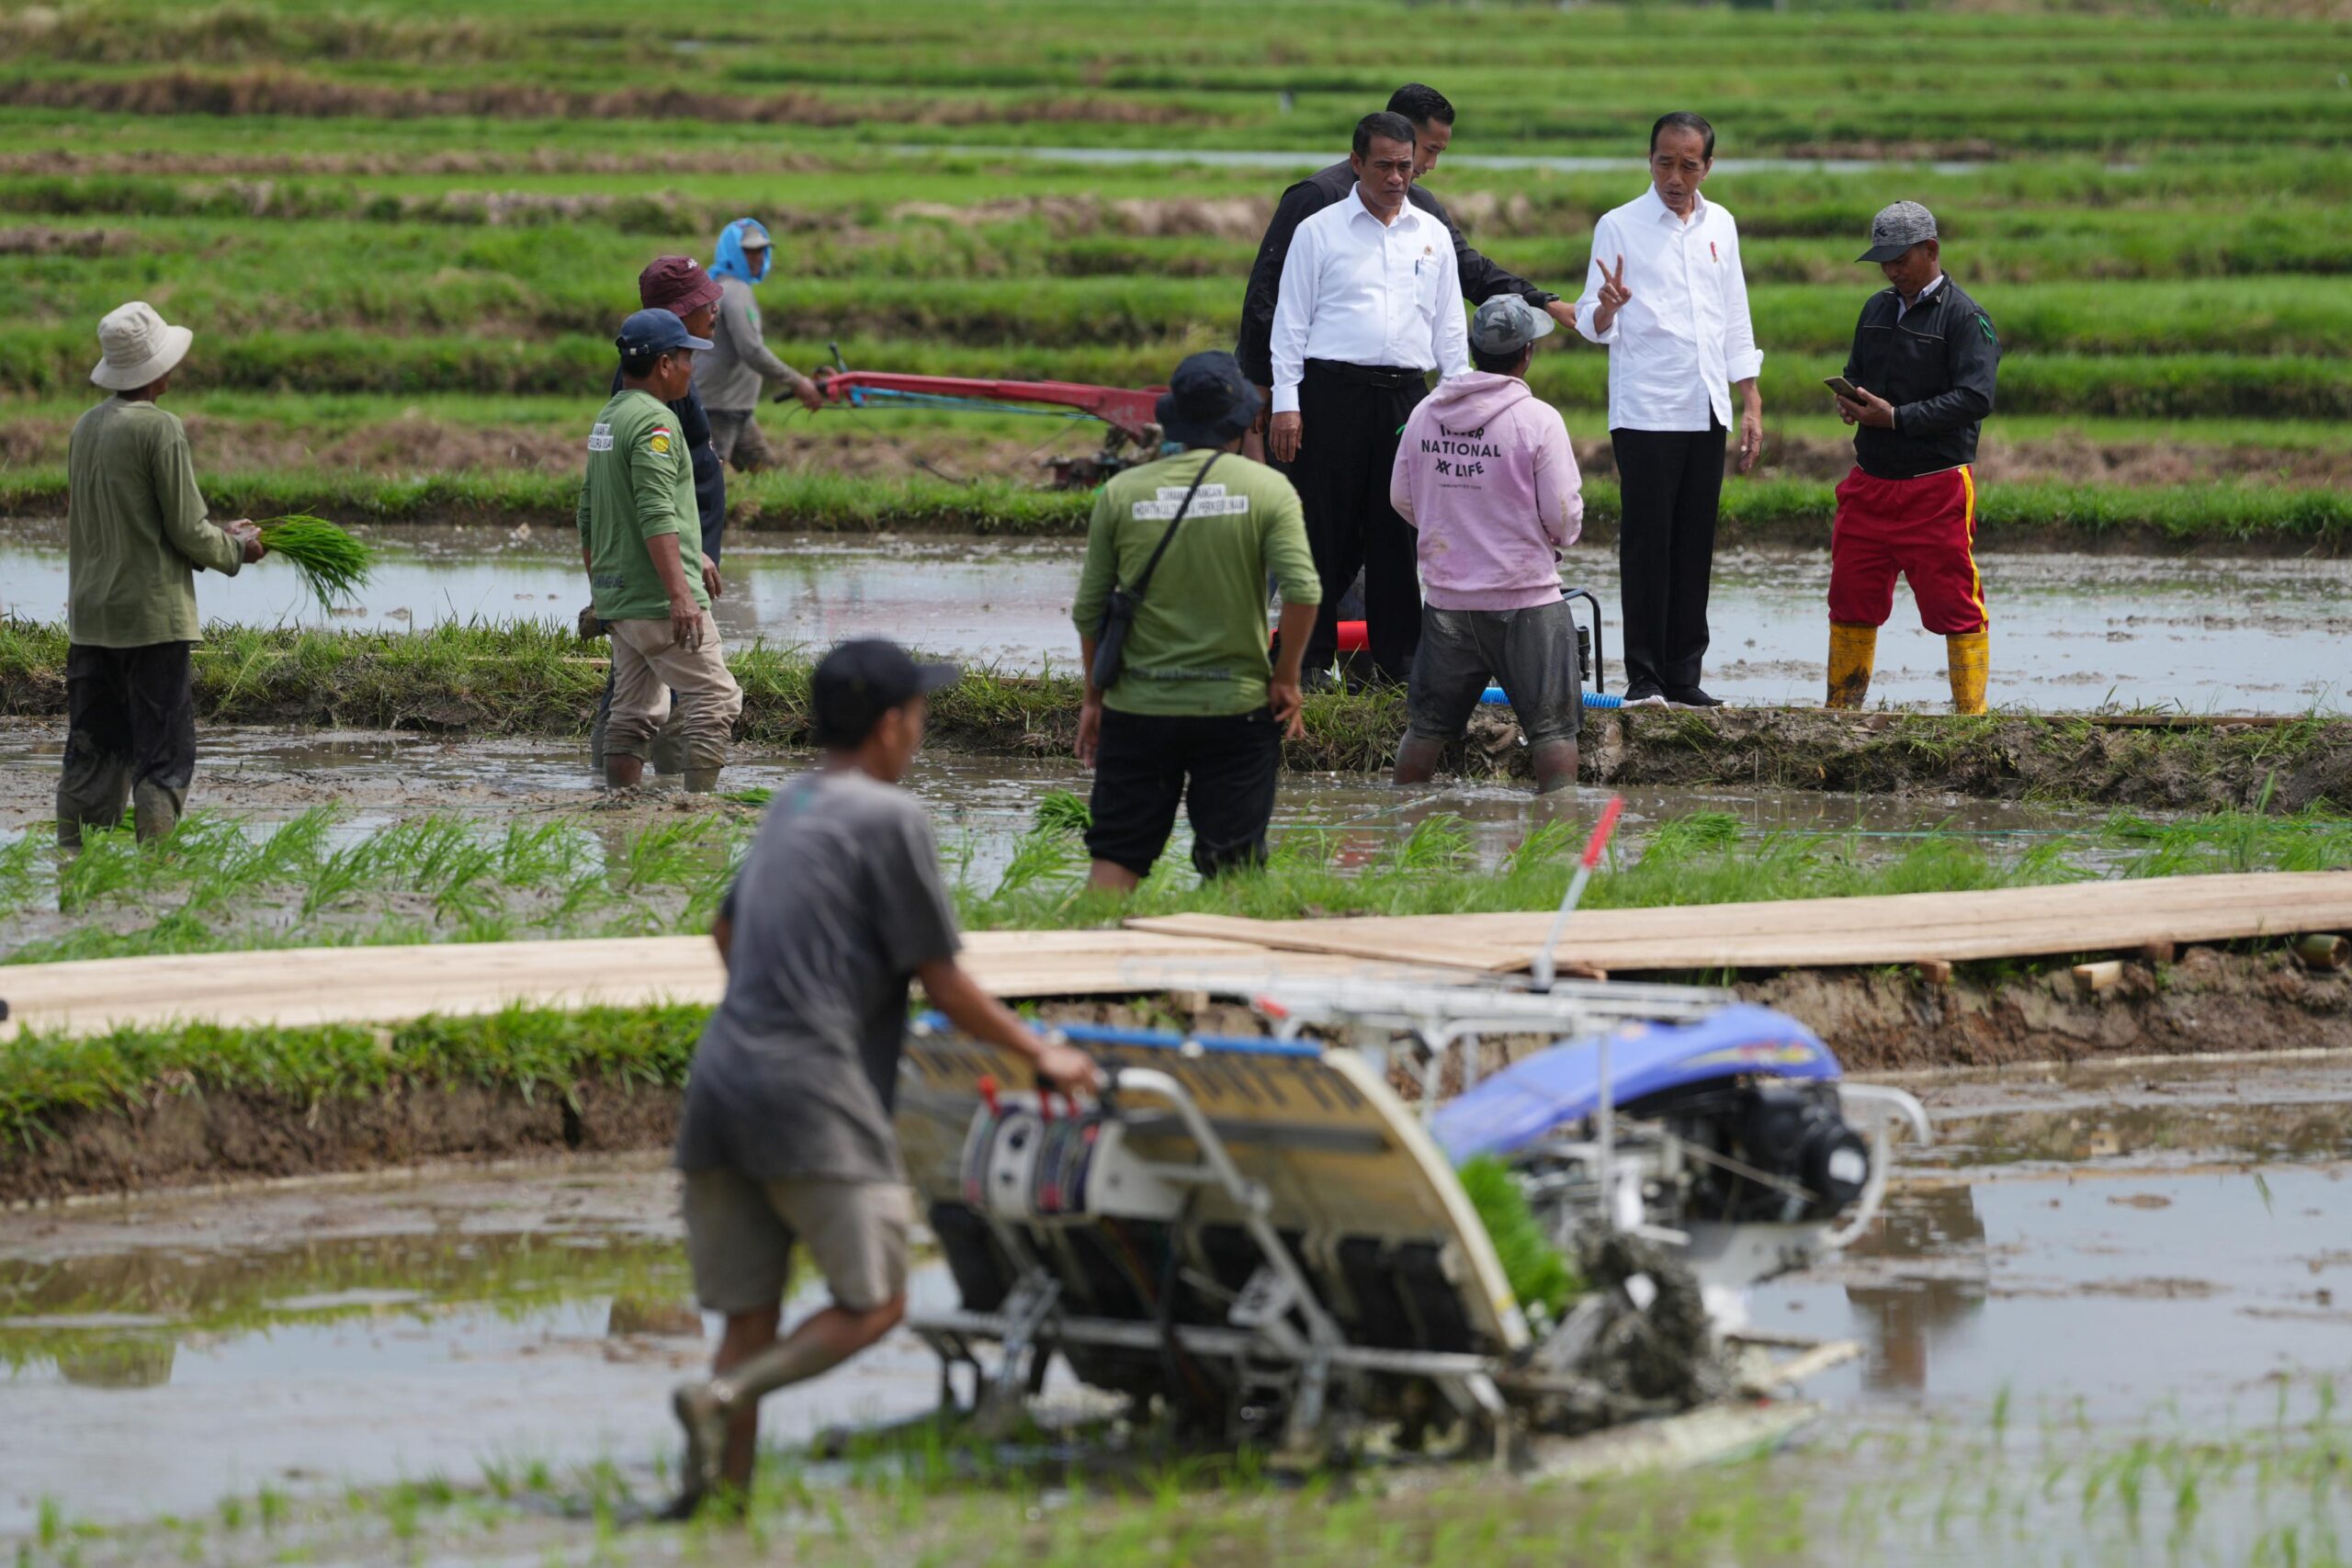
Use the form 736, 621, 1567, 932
1824, 376, 1861, 400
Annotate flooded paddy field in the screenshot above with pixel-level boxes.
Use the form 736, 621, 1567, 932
3, 525, 2347, 714
5, 1050, 2348, 1564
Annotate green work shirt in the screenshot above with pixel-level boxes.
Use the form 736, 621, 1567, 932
65, 397, 243, 649
1070, 448, 1321, 717
576, 388, 707, 624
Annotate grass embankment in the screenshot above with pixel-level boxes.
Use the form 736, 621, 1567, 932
1, 619, 2346, 808
8, 798, 2349, 1195
4, 467, 2345, 550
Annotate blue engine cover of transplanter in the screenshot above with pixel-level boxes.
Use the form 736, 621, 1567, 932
1430, 1003, 1841, 1164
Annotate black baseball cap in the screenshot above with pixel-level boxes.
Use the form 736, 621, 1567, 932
810, 639, 959, 747
1155, 349, 1262, 448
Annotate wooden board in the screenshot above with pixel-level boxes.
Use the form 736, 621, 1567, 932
1126, 871, 2352, 975
0, 930, 1439, 1042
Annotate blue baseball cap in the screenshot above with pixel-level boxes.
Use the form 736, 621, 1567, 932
616, 308, 713, 357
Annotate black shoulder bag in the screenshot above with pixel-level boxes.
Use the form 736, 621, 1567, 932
1090, 452, 1221, 692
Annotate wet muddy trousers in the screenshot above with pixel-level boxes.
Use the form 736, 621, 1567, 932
603, 615, 745, 788
590, 672, 696, 778
1822, 623, 1989, 714
58, 640, 197, 846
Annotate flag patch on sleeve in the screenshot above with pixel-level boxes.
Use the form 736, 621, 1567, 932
649, 429, 673, 456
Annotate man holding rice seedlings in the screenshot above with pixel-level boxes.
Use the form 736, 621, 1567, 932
59, 301, 264, 847
693, 217, 824, 473
579, 309, 745, 791
666, 638, 1101, 1519
1824, 202, 2001, 714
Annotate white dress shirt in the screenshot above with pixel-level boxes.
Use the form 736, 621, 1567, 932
1269, 186, 1470, 416
1574, 186, 1764, 433
1896, 272, 1947, 321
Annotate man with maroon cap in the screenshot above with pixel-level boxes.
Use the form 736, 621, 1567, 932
589, 255, 731, 777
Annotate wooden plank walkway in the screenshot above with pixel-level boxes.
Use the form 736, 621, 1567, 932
0, 931, 1421, 1042
1125, 872, 2352, 975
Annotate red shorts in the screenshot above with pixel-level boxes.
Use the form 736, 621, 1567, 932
1827, 465, 1987, 636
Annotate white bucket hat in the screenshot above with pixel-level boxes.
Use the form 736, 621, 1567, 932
91, 300, 194, 391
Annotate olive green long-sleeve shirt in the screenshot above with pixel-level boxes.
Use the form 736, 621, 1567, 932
66, 397, 243, 648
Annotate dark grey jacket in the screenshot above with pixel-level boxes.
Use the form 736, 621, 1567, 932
1843, 275, 2000, 480
1236, 159, 1555, 388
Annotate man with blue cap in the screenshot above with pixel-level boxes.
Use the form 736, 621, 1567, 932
694, 218, 824, 472
579, 309, 746, 791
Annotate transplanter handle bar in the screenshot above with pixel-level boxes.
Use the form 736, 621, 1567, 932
1531, 795, 1625, 993
1819, 1083, 1934, 1250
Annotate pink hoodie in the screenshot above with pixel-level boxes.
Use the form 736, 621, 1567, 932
1390, 370, 1583, 611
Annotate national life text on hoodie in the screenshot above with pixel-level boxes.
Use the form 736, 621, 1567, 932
1389, 370, 1583, 612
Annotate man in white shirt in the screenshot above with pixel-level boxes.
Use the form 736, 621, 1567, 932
1269, 110, 1471, 685
1576, 111, 1765, 708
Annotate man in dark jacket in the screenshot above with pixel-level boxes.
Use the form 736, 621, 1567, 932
590, 256, 730, 775
1237, 83, 1573, 446
1825, 201, 2000, 714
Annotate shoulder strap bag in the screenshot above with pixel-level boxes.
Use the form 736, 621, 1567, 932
1089, 452, 1221, 692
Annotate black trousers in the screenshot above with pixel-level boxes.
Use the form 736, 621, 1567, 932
1283, 360, 1426, 681
1611, 419, 1726, 694
1084, 708, 1283, 880
60, 640, 197, 841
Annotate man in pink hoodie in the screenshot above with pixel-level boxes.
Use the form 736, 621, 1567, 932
1390, 295, 1585, 793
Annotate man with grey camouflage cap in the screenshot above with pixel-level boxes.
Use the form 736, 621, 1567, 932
1824, 199, 2001, 715
1390, 294, 1586, 794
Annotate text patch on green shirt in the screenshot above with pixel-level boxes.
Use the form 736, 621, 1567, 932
1069, 449, 1321, 717
576, 388, 707, 625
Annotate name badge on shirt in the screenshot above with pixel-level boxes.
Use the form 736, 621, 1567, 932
587, 423, 614, 452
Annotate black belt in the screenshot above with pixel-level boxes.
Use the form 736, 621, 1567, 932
1306, 358, 1427, 389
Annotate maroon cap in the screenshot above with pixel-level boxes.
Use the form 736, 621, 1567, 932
638, 255, 723, 316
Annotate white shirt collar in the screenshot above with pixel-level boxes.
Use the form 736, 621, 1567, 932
1642, 185, 1708, 228
1345, 183, 1422, 231
1896, 274, 1948, 313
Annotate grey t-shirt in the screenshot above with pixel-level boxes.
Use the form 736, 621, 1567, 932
673, 770, 961, 1184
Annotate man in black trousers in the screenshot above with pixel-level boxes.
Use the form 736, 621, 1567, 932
1264, 112, 1470, 685
1237, 84, 1573, 422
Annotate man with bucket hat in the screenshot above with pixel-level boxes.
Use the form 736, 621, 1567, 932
1823, 200, 2001, 714
1070, 350, 1322, 890
1391, 295, 1587, 795
60, 301, 264, 846
578, 308, 745, 791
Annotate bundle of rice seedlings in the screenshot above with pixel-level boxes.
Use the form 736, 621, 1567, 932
254, 514, 375, 610
1457, 1155, 1582, 1324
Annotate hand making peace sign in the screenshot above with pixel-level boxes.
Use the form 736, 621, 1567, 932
1593, 254, 1634, 333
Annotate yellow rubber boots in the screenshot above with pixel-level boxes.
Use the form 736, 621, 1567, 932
1824, 623, 1877, 709
1947, 629, 1990, 715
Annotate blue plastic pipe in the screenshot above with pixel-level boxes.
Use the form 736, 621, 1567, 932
1483, 688, 1623, 708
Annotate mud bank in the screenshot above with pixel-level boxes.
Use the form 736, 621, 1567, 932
1, 624, 2344, 809
11, 951, 2346, 1203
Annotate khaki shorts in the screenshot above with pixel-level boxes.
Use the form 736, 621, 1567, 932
682, 1170, 912, 1315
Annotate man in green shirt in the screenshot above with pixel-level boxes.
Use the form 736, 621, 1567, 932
62, 301, 264, 847
578, 310, 745, 792
1072, 351, 1321, 889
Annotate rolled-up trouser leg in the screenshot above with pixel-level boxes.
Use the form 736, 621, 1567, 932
606, 615, 744, 781
58, 643, 136, 846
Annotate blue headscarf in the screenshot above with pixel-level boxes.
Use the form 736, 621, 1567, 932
708, 218, 773, 285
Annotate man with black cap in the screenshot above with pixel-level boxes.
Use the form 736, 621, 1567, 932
1391, 295, 1586, 795
1824, 200, 2000, 715
577, 308, 745, 792
665, 638, 1102, 1518
1071, 349, 1321, 890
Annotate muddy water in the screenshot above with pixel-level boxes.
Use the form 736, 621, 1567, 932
0, 716, 2112, 886
2, 528, 2346, 712
6, 1054, 2348, 1538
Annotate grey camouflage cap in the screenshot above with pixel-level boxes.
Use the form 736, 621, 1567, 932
1468, 294, 1555, 356
1859, 200, 1938, 263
